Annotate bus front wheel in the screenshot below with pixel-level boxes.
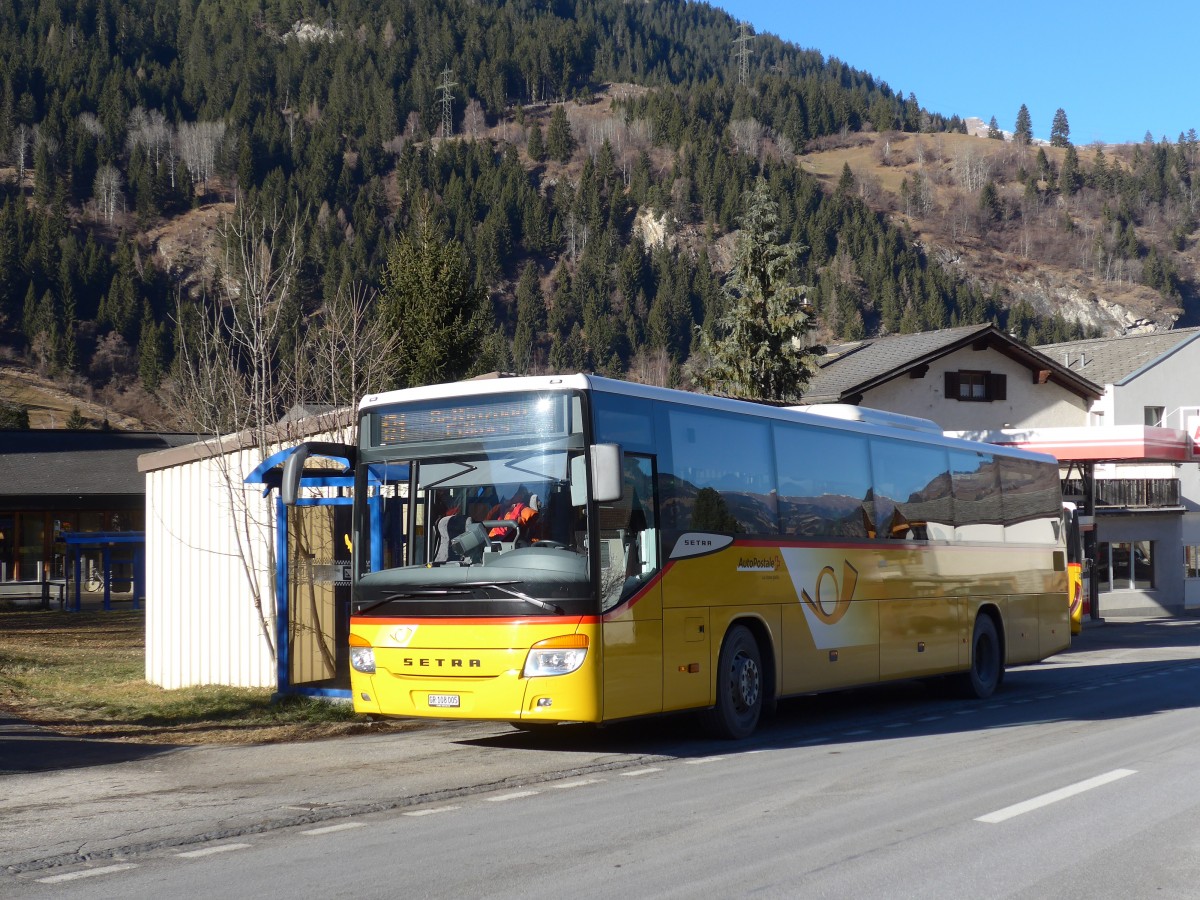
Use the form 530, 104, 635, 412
960, 614, 1003, 699
703, 625, 763, 740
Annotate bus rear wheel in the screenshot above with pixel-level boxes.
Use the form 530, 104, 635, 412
703, 625, 763, 740
959, 614, 1003, 699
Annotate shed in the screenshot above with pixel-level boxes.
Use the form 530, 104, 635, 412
137, 409, 352, 692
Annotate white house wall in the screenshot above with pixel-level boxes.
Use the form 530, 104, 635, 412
144, 446, 279, 690
1102, 339, 1200, 611
861, 345, 1091, 431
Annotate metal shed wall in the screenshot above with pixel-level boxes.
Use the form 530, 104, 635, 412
144, 446, 278, 689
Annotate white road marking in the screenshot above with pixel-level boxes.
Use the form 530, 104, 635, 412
684, 756, 726, 765
621, 767, 662, 777
552, 779, 602, 789
976, 769, 1137, 824
402, 806, 460, 817
302, 822, 365, 836
487, 790, 540, 802
37, 864, 138, 884
177, 843, 252, 858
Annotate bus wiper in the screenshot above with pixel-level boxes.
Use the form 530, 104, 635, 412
355, 589, 473, 615
355, 584, 562, 615
462, 580, 564, 614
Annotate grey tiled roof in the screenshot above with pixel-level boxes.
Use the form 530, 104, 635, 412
805, 325, 993, 402
0, 431, 198, 498
804, 324, 1101, 403
1035, 327, 1200, 387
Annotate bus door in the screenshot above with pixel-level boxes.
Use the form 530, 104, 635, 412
600, 454, 663, 720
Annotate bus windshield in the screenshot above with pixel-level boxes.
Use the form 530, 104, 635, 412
353, 391, 593, 618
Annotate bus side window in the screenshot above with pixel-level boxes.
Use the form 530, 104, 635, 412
599, 455, 658, 611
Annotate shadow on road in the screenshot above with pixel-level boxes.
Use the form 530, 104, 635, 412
463, 616, 1200, 759
0, 715, 181, 774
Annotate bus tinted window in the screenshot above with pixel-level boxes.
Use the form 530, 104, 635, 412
661, 408, 778, 534
950, 450, 1004, 543
870, 439, 954, 541
592, 392, 655, 454
999, 455, 1061, 545
773, 424, 873, 538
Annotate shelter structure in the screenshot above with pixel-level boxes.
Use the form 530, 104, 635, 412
0, 430, 195, 594
137, 408, 354, 694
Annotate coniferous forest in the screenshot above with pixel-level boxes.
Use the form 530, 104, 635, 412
0, 0, 1196, 427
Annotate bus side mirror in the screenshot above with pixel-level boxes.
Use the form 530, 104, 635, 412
591, 444, 623, 503
281, 445, 310, 506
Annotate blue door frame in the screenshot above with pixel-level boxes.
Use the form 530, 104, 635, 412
247, 447, 354, 699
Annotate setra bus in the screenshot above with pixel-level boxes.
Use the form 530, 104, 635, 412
281, 374, 1071, 738
1062, 502, 1088, 635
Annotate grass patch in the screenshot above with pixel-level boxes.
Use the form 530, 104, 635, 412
0, 609, 405, 745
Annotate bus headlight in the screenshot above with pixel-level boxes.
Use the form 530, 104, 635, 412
350, 646, 376, 674
523, 634, 589, 677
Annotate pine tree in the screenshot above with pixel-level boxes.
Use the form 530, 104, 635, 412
696, 178, 822, 402
1050, 108, 1071, 148
512, 262, 546, 372
1014, 104, 1033, 145
378, 198, 489, 389
1060, 145, 1081, 195
527, 121, 546, 162
987, 116, 1003, 140
546, 105, 575, 162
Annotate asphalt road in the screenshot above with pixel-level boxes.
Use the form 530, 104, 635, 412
3, 616, 1199, 898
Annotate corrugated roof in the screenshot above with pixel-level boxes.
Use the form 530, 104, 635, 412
1036, 327, 1200, 387
0, 431, 198, 497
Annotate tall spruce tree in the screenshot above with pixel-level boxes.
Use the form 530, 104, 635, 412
378, 199, 489, 389
1050, 108, 1071, 148
546, 105, 575, 162
1015, 104, 1033, 144
696, 178, 822, 402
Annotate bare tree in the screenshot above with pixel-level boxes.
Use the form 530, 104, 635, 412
93, 163, 124, 223
177, 120, 227, 193
463, 98, 486, 139
168, 202, 308, 659
729, 117, 765, 157
78, 112, 103, 138
953, 145, 992, 192
11, 124, 29, 185
128, 107, 171, 172
297, 280, 400, 411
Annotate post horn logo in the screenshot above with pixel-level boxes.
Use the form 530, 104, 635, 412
388, 625, 418, 647
800, 561, 859, 625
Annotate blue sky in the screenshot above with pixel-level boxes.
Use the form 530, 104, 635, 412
712, 1, 1197, 146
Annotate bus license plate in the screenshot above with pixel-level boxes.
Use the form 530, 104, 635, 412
428, 694, 460, 708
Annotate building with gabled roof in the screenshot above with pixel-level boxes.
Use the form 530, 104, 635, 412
804, 322, 1200, 617
804, 323, 1103, 430
0, 430, 197, 584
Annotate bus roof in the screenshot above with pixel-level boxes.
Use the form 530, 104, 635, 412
359, 374, 1059, 464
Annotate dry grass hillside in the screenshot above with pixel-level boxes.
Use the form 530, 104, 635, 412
799, 129, 1196, 334
0, 357, 149, 430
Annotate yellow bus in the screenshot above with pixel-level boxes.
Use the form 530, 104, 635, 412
1062, 502, 1087, 635
282, 375, 1071, 739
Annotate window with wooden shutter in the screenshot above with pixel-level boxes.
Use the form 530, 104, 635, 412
946, 370, 1005, 402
